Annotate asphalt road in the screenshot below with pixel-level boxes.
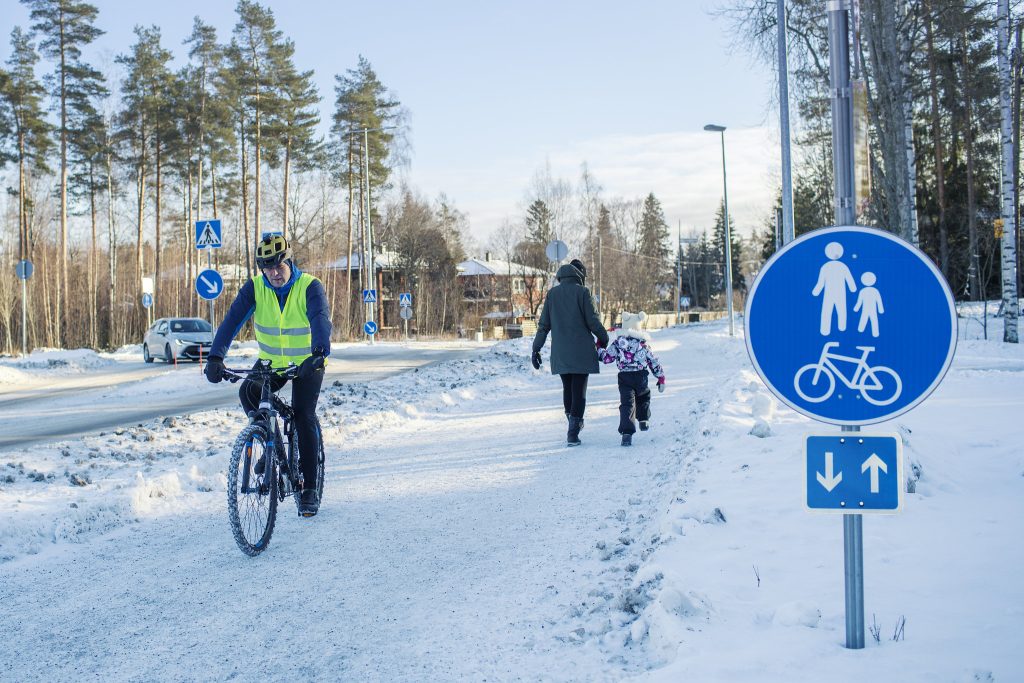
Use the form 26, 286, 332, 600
0, 344, 487, 451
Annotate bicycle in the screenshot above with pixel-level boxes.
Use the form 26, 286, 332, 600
793, 342, 902, 406
221, 359, 325, 557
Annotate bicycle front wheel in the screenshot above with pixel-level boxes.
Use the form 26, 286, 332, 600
292, 418, 326, 515
227, 424, 278, 556
794, 364, 835, 403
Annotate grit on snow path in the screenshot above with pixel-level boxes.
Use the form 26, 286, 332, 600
0, 327, 730, 681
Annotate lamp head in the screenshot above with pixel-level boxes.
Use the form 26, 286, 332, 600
704, 124, 726, 132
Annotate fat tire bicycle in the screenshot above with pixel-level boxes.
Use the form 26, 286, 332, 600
793, 342, 902, 406
222, 360, 325, 557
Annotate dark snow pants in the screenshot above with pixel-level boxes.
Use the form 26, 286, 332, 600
239, 363, 324, 488
560, 373, 590, 419
617, 370, 651, 434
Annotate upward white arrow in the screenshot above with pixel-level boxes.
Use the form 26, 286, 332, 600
861, 453, 888, 494
816, 451, 842, 492
200, 275, 219, 294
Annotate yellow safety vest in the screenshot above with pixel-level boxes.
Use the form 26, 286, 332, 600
252, 272, 316, 368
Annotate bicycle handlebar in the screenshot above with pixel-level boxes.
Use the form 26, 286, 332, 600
220, 362, 299, 384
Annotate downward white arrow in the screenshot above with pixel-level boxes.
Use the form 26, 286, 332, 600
861, 453, 888, 494
200, 275, 219, 294
816, 451, 842, 492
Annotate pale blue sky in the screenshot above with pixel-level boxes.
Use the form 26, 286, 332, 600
2, 1, 781, 245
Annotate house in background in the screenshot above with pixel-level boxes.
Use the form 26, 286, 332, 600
457, 253, 550, 337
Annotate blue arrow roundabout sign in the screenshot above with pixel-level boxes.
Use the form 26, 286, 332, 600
746, 226, 957, 425
195, 269, 224, 301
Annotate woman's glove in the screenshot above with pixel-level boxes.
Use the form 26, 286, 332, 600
657, 376, 666, 393
204, 356, 225, 384
531, 351, 542, 370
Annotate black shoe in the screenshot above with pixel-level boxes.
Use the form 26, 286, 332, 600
621, 433, 633, 447
567, 416, 583, 447
297, 489, 319, 517
639, 421, 649, 432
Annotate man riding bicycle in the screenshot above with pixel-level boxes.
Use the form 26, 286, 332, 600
205, 234, 332, 517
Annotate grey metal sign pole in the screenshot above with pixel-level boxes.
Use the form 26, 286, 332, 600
21, 277, 27, 356
777, 0, 795, 244
828, 0, 863, 650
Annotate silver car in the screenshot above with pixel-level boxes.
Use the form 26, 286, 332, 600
143, 317, 214, 363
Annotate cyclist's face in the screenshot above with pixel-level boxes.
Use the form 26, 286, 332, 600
261, 261, 290, 287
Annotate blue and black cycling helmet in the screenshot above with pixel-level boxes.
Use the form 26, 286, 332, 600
255, 234, 291, 268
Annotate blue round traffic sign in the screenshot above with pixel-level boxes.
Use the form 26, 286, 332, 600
363, 320, 378, 336
141, 293, 154, 309
195, 268, 224, 301
745, 226, 956, 425
15, 260, 33, 280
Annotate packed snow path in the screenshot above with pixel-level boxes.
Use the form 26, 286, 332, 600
2, 323, 1021, 682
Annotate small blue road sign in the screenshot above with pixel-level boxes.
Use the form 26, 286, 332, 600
806, 434, 902, 513
15, 260, 33, 280
363, 320, 378, 335
399, 292, 412, 307
195, 220, 222, 249
362, 289, 377, 304
141, 293, 154, 309
746, 226, 957, 425
195, 268, 223, 300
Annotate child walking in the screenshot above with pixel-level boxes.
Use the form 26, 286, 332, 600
598, 311, 666, 447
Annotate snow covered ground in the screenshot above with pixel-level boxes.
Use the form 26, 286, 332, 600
0, 321, 1021, 681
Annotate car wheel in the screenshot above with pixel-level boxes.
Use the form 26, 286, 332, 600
143, 344, 153, 363
165, 344, 174, 363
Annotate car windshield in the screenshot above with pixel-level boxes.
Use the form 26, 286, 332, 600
170, 319, 212, 333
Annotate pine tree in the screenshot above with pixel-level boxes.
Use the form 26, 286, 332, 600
0, 27, 53, 268
22, 0, 104, 345
637, 193, 671, 309
712, 199, 743, 296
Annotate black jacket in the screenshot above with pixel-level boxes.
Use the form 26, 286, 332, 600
532, 263, 609, 374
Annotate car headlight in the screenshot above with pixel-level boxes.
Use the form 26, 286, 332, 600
174, 338, 186, 345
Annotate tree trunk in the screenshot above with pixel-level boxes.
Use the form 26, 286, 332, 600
963, 32, 981, 300
58, 12, 68, 348
283, 139, 291, 238
926, 6, 950, 276
89, 162, 97, 349
998, 0, 1019, 342
155, 138, 162, 309
107, 151, 116, 348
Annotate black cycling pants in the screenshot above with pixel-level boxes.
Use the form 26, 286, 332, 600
239, 363, 324, 489
560, 373, 590, 419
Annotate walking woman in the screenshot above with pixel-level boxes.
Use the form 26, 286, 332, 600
531, 259, 610, 446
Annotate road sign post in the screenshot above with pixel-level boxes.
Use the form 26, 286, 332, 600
400, 305, 412, 341
15, 260, 32, 356
195, 221, 222, 329
747, 224, 956, 650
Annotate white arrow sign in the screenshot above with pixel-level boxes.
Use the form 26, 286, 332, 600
816, 451, 843, 492
199, 274, 219, 295
861, 453, 888, 494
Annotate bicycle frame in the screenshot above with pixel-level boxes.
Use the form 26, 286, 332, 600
813, 342, 874, 389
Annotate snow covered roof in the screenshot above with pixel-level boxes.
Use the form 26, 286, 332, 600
457, 258, 547, 278
325, 251, 400, 271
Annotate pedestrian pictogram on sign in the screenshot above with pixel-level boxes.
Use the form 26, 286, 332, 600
399, 292, 412, 307
362, 289, 377, 304
195, 220, 222, 249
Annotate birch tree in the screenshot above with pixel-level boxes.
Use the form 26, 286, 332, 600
997, 0, 1019, 342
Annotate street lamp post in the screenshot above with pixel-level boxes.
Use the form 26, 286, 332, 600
704, 124, 735, 336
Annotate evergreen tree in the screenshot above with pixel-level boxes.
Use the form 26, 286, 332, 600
712, 199, 744, 295
637, 193, 671, 309
22, 0, 104, 345
524, 199, 553, 244
0, 27, 53, 265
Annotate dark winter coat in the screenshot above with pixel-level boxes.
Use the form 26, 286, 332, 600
532, 263, 610, 375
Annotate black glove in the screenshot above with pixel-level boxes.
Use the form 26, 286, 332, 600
204, 356, 225, 384
531, 351, 542, 370
298, 353, 326, 379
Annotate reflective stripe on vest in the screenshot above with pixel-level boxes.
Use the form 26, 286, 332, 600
252, 272, 316, 368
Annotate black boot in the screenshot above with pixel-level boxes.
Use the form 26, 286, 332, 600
297, 489, 319, 517
621, 433, 633, 447
567, 416, 583, 447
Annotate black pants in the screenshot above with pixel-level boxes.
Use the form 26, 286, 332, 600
560, 373, 589, 419
239, 364, 324, 488
617, 370, 651, 434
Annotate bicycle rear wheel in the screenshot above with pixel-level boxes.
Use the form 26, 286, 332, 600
227, 424, 278, 556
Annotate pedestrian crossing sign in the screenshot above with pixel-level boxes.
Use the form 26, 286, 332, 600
399, 292, 412, 307
195, 220, 222, 249
362, 289, 377, 304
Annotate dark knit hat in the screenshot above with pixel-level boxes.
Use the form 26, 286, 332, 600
569, 259, 586, 281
